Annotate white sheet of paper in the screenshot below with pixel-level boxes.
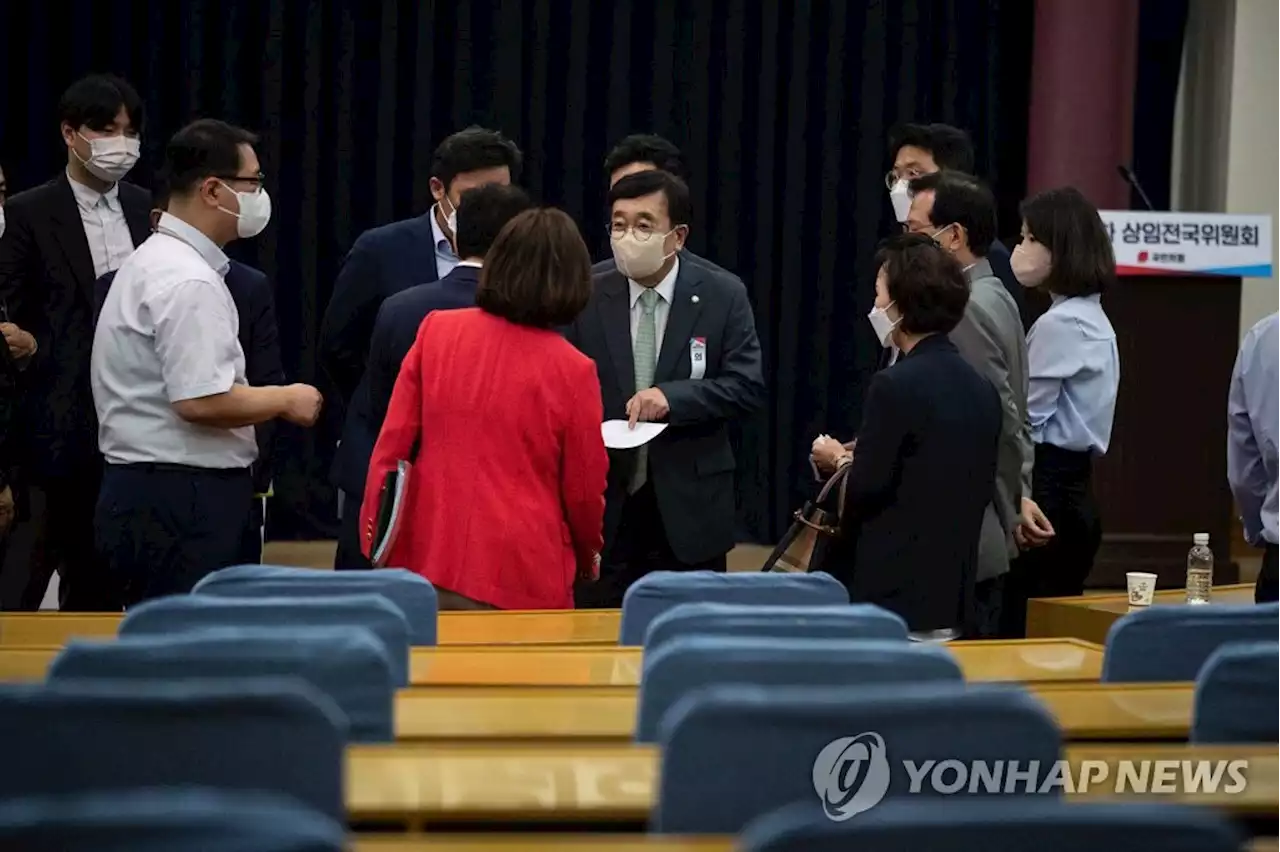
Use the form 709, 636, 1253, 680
601, 420, 669, 450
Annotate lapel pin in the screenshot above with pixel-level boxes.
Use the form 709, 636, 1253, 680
691, 295, 700, 304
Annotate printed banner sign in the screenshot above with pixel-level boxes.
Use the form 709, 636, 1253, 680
1098, 211, 1272, 278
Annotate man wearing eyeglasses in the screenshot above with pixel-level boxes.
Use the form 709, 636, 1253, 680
90, 119, 322, 605
566, 169, 765, 607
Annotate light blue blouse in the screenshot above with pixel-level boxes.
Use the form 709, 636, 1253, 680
1026, 294, 1120, 455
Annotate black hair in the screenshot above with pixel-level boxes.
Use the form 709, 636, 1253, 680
888, 122, 975, 173
454, 184, 535, 259
1020, 186, 1117, 297
161, 119, 259, 196
59, 74, 145, 136
603, 134, 688, 181
874, 232, 970, 336
430, 126, 523, 190
606, 170, 693, 228
909, 170, 997, 256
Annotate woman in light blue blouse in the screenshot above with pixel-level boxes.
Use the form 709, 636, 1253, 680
1000, 187, 1120, 637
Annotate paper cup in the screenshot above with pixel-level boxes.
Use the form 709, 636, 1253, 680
1126, 572, 1158, 606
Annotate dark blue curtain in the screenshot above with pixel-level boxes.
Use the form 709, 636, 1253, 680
0, 0, 1033, 544
1131, 0, 1190, 211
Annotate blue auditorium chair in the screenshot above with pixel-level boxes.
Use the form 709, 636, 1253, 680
194, 564, 438, 645
643, 602, 907, 653
49, 626, 396, 742
0, 789, 345, 852
654, 682, 1061, 834
1100, 602, 1278, 682
619, 571, 848, 646
1192, 640, 1279, 744
739, 799, 1242, 852
0, 680, 346, 820
119, 593, 411, 685
636, 636, 959, 742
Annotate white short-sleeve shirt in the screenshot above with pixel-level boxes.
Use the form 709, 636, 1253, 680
91, 213, 258, 469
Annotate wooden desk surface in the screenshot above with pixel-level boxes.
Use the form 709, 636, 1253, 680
345, 742, 1278, 822
0, 638, 1104, 685
0, 609, 622, 648
390, 682, 1194, 743
405, 639, 1104, 687
1026, 584, 1257, 645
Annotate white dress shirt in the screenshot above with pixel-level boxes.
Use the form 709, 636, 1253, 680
68, 168, 136, 279
628, 256, 680, 356
92, 213, 256, 470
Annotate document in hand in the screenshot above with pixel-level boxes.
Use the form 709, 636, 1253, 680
601, 420, 668, 450
371, 459, 412, 567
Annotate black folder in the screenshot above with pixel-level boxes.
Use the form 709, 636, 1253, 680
371, 459, 412, 568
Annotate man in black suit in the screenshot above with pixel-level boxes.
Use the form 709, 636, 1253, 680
567, 170, 766, 607
320, 126, 522, 570
833, 234, 1001, 636
94, 189, 286, 565
365, 184, 534, 435
0, 74, 151, 611
886, 122, 1028, 329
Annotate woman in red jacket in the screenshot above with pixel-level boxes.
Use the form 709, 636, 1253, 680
361, 208, 607, 610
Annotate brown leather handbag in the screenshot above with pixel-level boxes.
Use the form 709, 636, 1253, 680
761, 463, 850, 573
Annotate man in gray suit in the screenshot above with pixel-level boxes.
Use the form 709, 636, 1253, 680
906, 171, 1054, 635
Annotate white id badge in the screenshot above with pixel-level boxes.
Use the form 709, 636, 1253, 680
689, 337, 707, 379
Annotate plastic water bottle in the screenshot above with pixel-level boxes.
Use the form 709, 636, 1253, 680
1185, 532, 1213, 605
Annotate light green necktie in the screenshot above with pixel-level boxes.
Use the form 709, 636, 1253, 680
630, 288, 660, 493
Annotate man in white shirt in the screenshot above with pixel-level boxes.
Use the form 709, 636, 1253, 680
0, 74, 152, 611
91, 118, 322, 606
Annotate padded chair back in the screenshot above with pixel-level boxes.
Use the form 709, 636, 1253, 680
1101, 602, 1278, 682
195, 565, 438, 645
120, 593, 411, 685
740, 799, 1242, 852
1192, 640, 1280, 744
637, 636, 959, 742
0, 789, 345, 852
0, 680, 346, 821
620, 571, 848, 645
655, 682, 1061, 834
643, 602, 907, 652
49, 626, 395, 742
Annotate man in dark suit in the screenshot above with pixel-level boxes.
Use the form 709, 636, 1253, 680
886, 122, 1028, 328
567, 170, 766, 607
592, 134, 743, 288
94, 190, 286, 565
0, 74, 150, 611
319, 126, 522, 570
366, 184, 534, 434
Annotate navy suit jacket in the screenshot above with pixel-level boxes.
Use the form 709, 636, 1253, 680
321, 213, 442, 498
96, 260, 285, 493
366, 264, 482, 438
566, 256, 766, 565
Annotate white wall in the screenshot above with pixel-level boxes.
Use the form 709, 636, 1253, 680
1225, 0, 1279, 338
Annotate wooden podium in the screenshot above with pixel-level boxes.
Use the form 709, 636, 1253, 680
1085, 211, 1273, 589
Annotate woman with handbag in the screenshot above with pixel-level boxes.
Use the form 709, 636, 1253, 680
815, 234, 1001, 636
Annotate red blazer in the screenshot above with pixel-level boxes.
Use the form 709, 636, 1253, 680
360, 308, 608, 609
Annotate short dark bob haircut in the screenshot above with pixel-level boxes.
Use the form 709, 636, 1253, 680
476, 208, 592, 329
1019, 186, 1117, 297
874, 232, 970, 337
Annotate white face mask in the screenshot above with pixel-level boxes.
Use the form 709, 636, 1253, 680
868, 301, 900, 348
612, 229, 676, 280
1011, 240, 1052, 287
74, 131, 140, 183
440, 196, 458, 237
0, 206, 6, 241
217, 182, 272, 239
889, 179, 912, 223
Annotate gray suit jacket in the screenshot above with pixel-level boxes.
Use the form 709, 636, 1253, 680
949, 257, 1034, 581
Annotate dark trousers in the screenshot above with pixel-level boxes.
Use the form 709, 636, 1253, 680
95, 463, 252, 608
575, 483, 727, 609
334, 490, 372, 570
1257, 543, 1278, 604
0, 462, 120, 612
971, 575, 1005, 639
236, 496, 266, 565
1001, 444, 1102, 638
